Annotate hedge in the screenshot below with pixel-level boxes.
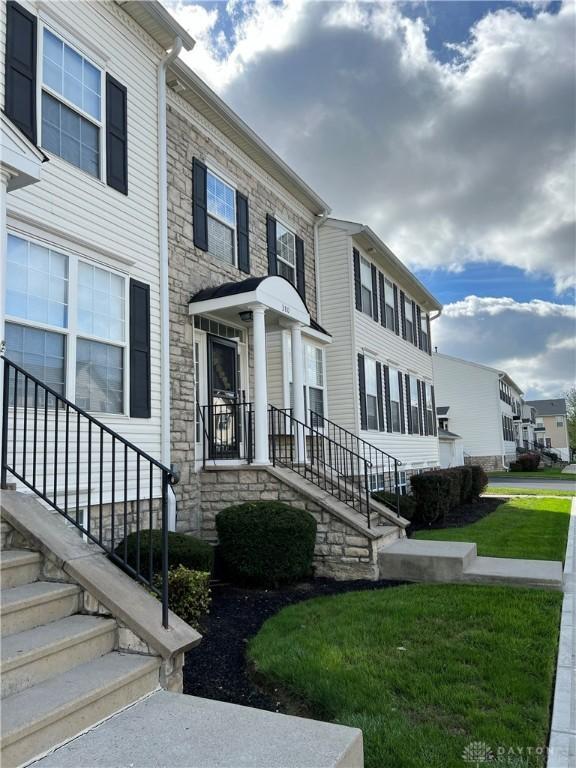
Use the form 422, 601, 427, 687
372, 491, 417, 521
216, 501, 317, 587
115, 530, 214, 575
410, 465, 488, 526
510, 453, 540, 472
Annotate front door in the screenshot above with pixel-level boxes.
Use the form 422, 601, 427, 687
207, 336, 239, 459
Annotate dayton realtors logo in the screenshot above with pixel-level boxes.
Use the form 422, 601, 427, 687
462, 742, 494, 766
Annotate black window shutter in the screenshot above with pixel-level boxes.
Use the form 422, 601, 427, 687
412, 302, 419, 348
416, 306, 423, 350
421, 382, 428, 435
236, 191, 250, 274
106, 75, 128, 194
383, 365, 392, 433
5, 2, 37, 143
266, 215, 277, 275
129, 279, 151, 418
427, 314, 432, 355
393, 284, 400, 335
353, 248, 362, 311
371, 264, 378, 322
358, 354, 367, 431
431, 385, 437, 435
192, 158, 208, 251
399, 371, 406, 434
378, 272, 386, 327
400, 291, 407, 340
416, 380, 423, 435
376, 361, 384, 431
295, 236, 306, 300
405, 374, 412, 434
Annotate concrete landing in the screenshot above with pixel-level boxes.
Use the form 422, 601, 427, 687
30, 689, 363, 768
462, 556, 563, 589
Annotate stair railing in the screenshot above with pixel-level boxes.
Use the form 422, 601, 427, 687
1, 356, 177, 628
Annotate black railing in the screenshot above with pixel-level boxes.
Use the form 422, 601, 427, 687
198, 401, 253, 467
1, 357, 176, 628
269, 405, 375, 527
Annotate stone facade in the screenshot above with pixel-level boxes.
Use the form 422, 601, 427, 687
199, 467, 381, 580
464, 455, 514, 471
166, 91, 321, 532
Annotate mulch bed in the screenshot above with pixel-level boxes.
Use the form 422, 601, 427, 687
183, 577, 400, 711
409, 495, 504, 534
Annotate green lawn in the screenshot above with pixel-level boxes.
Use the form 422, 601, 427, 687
488, 468, 576, 481
249, 585, 562, 768
485, 486, 575, 498
414, 497, 571, 561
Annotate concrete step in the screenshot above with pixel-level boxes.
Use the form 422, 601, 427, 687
1, 581, 81, 637
1, 549, 42, 589
1, 615, 117, 698
378, 539, 477, 582
1, 519, 13, 549
1, 652, 161, 768
372, 525, 402, 551
462, 556, 563, 589
30, 689, 363, 768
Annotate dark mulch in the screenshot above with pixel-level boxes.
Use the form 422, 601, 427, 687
183, 577, 400, 711
409, 496, 505, 534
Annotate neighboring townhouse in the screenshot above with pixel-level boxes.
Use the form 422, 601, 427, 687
317, 218, 443, 491
525, 398, 571, 461
433, 353, 524, 470
516, 401, 538, 451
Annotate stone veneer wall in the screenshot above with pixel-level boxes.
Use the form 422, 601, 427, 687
464, 455, 511, 471
166, 93, 320, 533
83, 499, 162, 550
199, 467, 380, 580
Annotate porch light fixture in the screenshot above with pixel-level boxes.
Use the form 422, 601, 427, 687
238, 310, 253, 323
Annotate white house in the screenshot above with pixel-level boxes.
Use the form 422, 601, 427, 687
317, 218, 443, 491
436, 406, 465, 468
432, 353, 524, 470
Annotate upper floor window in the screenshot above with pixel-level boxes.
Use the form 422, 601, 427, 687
410, 375, 420, 434
207, 170, 236, 265
405, 298, 414, 344
556, 417, 564, 428
384, 279, 395, 328
276, 223, 296, 285
420, 312, 429, 352
360, 257, 373, 317
388, 366, 401, 433
364, 357, 379, 430
41, 29, 102, 178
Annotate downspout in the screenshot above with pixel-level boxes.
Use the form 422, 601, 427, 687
159, 37, 183, 530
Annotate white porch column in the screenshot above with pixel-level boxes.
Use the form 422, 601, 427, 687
251, 305, 269, 464
0, 170, 11, 459
290, 323, 307, 464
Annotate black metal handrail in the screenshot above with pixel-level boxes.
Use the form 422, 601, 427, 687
269, 405, 375, 527
198, 401, 253, 467
1, 356, 176, 628
310, 411, 401, 513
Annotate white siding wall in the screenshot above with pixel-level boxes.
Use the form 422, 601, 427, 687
433, 355, 503, 458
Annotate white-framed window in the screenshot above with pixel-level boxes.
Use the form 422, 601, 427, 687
41, 27, 103, 178
207, 169, 236, 266
425, 383, 434, 434
360, 257, 373, 317
370, 472, 387, 492
405, 297, 414, 343
410, 375, 420, 434
556, 417, 564, 428
5, 233, 127, 415
287, 338, 326, 427
384, 278, 395, 328
420, 312, 429, 352
364, 357, 379, 431
388, 366, 401, 433
396, 470, 407, 496
276, 222, 296, 285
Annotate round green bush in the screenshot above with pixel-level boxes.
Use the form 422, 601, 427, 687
216, 502, 317, 587
115, 530, 214, 575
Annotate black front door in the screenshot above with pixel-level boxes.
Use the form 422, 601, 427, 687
207, 336, 239, 459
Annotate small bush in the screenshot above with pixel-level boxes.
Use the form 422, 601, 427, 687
410, 472, 452, 526
372, 491, 417, 521
469, 465, 488, 498
458, 466, 474, 503
154, 566, 210, 630
510, 453, 540, 472
443, 469, 462, 508
116, 530, 214, 575
216, 502, 317, 587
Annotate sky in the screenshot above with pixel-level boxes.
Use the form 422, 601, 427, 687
164, 0, 576, 399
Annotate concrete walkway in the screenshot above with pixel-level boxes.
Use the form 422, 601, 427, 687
548, 497, 576, 768
562, 464, 576, 474
488, 478, 576, 492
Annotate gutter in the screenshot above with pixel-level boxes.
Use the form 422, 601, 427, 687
158, 37, 183, 529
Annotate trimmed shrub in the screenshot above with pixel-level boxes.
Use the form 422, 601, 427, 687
443, 469, 462, 508
410, 472, 452, 526
458, 466, 474, 503
372, 491, 417, 521
510, 452, 540, 472
469, 465, 488, 498
154, 566, 210, 630
116, 530, 214, 575
216, 502, 317, 587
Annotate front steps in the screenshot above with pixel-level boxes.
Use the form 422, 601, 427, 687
378, 539, 563, 589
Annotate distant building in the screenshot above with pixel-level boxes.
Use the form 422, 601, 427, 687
436, 407, 464, 468
525, 399, 570, 461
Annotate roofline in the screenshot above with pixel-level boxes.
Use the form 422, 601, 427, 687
116, 1, 196, 51
433, 352, 524, 395
167, 58, 331, 216
524, 400, 567, 415
327, 218, 442, 312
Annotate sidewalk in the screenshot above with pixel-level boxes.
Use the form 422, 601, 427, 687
548, 497, 576, 767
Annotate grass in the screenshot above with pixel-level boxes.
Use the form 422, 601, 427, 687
488, 467, 576, 481
249, 584, 562, 768
414, 497, 571, 561
485, 486, 575, 498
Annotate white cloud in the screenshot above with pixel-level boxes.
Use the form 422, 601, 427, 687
166, 0, 575, 292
